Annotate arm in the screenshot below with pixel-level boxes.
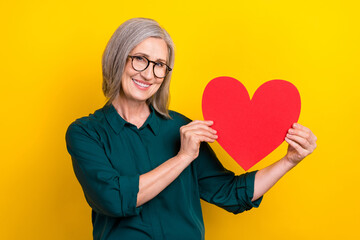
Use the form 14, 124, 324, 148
66, 120, 218, 214
196, 142, 262, 214
66, 123, 141, 217
252, 123, 317, 201
136, 154, 191, 207
137, 120, 218, 206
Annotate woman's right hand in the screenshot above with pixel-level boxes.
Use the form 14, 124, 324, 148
177, 120, 218, 162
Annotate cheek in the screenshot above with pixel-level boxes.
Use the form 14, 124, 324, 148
157, 78, 165, 85
154, 79, 165, 89
152, 80, 166, 94
121, 67, 137, 87
123, 61, 137, 77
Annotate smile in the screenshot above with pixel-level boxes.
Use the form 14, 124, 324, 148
132, 79, 151, 88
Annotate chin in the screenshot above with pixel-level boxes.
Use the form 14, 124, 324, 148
128, 92, 154, 103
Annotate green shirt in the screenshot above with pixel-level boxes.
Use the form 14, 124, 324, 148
65, 102, 262, 240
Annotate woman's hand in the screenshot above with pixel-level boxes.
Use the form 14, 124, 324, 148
284, 123, 317, 166
177, 120, 218, 162
252, 123, 317, 201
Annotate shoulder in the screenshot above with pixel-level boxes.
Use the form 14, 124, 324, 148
66, 106, 108, 142
167, 110, 192, 126
153, 110, 192, 136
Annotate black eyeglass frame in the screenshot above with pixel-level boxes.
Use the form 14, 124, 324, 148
128, 55, 172, 78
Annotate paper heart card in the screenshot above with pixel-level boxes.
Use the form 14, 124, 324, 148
202, 76, 301, 170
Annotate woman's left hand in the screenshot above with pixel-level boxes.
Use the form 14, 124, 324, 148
284, 123, 317, 166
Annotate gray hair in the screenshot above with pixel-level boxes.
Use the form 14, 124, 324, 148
102, 18, 175, 118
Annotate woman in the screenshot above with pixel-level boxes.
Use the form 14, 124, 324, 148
65, 18, 317, 240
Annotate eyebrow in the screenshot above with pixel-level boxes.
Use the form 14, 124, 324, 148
133, 52, 167, 63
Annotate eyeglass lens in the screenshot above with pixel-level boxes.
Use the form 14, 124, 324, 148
131, 56, 168, 78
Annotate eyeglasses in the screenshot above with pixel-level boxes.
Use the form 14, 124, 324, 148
128, 55, 172, 78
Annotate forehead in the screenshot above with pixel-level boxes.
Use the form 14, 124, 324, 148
130, 37, 168, 61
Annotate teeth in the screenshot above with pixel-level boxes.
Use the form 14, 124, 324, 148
133, 79, 150, 88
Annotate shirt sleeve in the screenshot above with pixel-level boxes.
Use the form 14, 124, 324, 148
65, 122, 142, 218
195, 142, 263, 214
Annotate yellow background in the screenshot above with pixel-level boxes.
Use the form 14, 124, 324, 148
1, 0, 359, 239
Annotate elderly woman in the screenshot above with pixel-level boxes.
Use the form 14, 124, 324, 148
65, 18, 317, 240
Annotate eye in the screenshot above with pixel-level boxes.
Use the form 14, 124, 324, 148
134, 56, 146, 62
155, 62, 165, 67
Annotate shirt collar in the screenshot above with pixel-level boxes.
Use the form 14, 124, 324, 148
103, 102, 160, 136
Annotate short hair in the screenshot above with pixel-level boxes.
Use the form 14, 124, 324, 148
102, 18, 175, 119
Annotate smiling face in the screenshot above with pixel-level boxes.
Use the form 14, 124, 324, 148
120, 37, 169, 104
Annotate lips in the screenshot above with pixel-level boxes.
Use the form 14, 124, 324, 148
132, 78, 151, 89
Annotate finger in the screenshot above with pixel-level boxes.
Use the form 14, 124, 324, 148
287, 128, 314, 142
185, 134, 217, 147
182, 122, 217, 134
290, 123, 317, 143
292, 123, 311, 133
198, 135, 217, 143
285, 137, 308, 156
286, 133, 311, 150
187, 120, 214, 127
180, 122, 215, 137
182, 121, 213, 133
182, 126, 218, 140
193, 129, 218, 140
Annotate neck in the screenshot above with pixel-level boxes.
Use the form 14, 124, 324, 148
111, 94, 150, 127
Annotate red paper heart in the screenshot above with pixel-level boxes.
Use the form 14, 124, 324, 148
202, 77, 301, 170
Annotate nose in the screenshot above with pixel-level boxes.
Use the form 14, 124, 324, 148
140, 63, 155, 80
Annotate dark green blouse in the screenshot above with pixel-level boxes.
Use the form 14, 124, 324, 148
65, 102, 262, 240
